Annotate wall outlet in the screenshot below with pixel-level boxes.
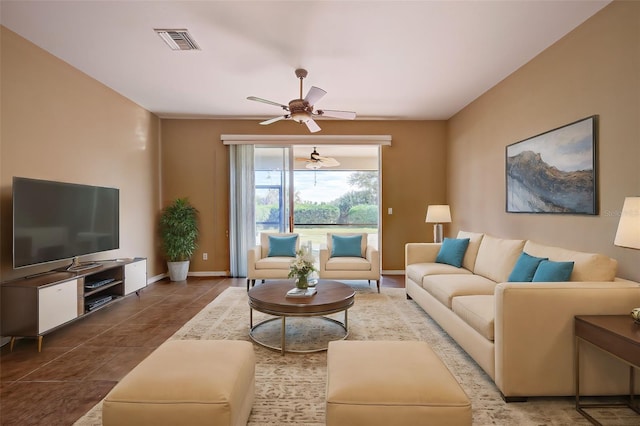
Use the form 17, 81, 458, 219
203, 253, 208, 260
388, 207, 393, 215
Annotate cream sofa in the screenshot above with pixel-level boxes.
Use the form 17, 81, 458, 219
405, 231, 640, 400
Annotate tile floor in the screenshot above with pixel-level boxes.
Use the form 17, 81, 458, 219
0, 275, 403, 425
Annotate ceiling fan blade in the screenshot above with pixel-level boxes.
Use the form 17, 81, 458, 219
316, 109, 356, 120
304, 86, 327, 105
247, 96, 289, 110
305, 118, 321, 133
320, 157, 340, 167
260, 115, 289, 125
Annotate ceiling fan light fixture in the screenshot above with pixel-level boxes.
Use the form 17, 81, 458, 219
246, 68, 355, 133
291, 111, 310, 123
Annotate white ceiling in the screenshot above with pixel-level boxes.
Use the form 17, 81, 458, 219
1, 0, 611, 121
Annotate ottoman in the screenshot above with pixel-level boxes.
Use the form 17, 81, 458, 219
103, 340, 255, 426
326, 340, 471, 426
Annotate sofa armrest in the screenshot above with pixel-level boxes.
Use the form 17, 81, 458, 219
319, 248, 329, 273
246, 245, 261, 278
405, 243, 441, 267
365, 245, 380, 273
494, 280, 640, 397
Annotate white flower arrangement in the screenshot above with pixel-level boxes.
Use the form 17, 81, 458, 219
288, 247, 317, 279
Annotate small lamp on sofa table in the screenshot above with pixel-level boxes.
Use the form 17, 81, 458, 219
425, 205, 451, 243
613, 197, 640, 323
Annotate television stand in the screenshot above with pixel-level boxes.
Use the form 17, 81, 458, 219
1, 258, 147, 352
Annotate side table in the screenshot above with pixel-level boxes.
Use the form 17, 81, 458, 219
574, 315, 640, 425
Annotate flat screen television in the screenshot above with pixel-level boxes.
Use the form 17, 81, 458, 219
13, 177, 119, 269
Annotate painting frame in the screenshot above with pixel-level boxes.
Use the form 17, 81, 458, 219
505, 115, 597, 215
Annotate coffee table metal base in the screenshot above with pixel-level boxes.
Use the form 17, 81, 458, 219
249, 310, 349, 355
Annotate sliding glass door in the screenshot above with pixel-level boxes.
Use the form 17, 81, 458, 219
253, 145, 380, 259
254, 147, 292, 234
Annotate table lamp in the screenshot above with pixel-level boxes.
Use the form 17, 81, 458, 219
614, 197, 640, 249
425, 205, 451, 243
613, 197, 640, 323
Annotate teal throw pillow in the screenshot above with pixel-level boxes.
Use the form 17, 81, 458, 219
508, 252, 548, 282
435, 238, 470, 268
331, 235, 363, 257
532, 260, 574, 282
267, 235, 297, 257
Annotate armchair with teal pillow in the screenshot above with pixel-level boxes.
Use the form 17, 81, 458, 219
319, 233, 380, 292
246, 232, 300, 290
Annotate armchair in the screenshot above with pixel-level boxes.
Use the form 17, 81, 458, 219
246, 232, 300, 291
319, 233, 380, 293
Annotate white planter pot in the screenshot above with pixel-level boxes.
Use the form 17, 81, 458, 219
167, 261, 190, 281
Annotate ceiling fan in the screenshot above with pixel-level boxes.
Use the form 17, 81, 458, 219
296, 147, 340, 169
247, 68, 356, 133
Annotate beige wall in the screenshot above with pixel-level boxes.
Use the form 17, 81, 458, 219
160, 119, 447, 273
0, 27, 162, 281
5, 1, 636, 282
448, 1, 640, 281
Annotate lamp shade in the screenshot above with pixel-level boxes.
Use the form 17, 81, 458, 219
614, 197, 640, 249
425, 205, 451, 223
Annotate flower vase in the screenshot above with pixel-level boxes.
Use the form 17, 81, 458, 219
296, 275, 309, 290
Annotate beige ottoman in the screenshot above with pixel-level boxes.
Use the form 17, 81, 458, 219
326, 341, 471, 426
103, 340, 255, 426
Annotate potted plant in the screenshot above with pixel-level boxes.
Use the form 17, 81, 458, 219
160, 198, 199, 281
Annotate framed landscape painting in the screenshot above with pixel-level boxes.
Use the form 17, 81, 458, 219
506, 116, 597, 214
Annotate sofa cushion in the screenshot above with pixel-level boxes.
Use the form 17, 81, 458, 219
325, 256, 371, 271
423, 274, 496, 308
255, 257, 295, 270
508, 252, 548, 282
474, 235, 525, 283
457, 231, 484, 271
406, 263, 472, 285
436, 238, 470, 268
532, 260, 574, 282
523, 240, 617, 282
331, 234, 363, 258
452, 295, 495, 341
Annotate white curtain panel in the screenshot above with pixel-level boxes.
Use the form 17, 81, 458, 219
229, 144, 255, 277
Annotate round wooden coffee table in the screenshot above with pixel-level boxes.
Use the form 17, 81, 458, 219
248, 280, 355, 355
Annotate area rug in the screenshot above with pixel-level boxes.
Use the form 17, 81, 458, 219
75, 283, 637, 425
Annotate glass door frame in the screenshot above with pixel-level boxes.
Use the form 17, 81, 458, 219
254, 144, 381, 256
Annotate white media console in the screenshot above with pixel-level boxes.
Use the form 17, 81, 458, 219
1, 258, 146, 352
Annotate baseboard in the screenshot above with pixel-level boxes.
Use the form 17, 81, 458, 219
382, 270, 405, 275
148, 273, 166, 284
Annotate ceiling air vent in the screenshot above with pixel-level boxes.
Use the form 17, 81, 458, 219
154, 29, 200, 51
